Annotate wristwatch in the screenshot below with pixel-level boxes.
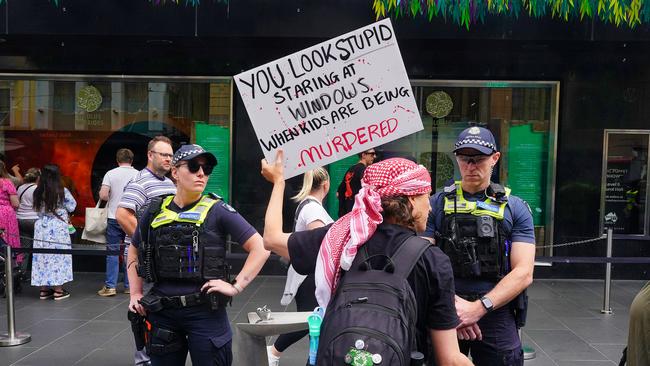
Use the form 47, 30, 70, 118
480, 296, 494, 312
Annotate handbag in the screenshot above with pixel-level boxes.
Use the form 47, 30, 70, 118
84, 200, 107, 235
82, 226, 106, 243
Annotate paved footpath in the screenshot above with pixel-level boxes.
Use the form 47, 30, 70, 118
0, 274, 644, 366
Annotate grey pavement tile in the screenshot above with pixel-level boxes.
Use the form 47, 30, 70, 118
14, 320, 127, 365
528, 282, 562, 300
558, 317, 628, 344
525, 329, 608, 362
48, 299, 125, 321
0, 346, 40, 366
71, 328, 136, 366
589, 311, 631, 333
530, 298, 596, 319
19, 319, 87, 348
525, 302, 568, 331
93, 301, 132, 322
592, 344, 627, 363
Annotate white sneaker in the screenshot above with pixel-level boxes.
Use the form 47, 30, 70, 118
267, 346, 280, 366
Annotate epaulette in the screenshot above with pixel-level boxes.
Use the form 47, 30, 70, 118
443, 182, 457, 198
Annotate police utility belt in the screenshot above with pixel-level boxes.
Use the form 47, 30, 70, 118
139, 290, 230, 312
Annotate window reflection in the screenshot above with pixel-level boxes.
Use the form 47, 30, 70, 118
0, 77, 232, 231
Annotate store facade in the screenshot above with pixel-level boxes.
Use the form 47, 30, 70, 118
0, 0, 648, 278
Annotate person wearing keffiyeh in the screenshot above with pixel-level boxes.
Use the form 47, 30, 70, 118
261, 150, 473, 366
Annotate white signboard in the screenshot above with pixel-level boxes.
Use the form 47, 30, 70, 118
235, 18, 423, 178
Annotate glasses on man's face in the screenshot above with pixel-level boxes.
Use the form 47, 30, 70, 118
177, 160, 214, 175
456, 154, 491, 165
150, 151, 173, 159
365, 151, 377, 156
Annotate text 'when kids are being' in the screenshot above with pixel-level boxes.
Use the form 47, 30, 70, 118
259, 86, 411, 152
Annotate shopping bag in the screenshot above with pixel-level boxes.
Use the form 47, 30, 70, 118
82, 226, 106, 243
85, 200, 107, 235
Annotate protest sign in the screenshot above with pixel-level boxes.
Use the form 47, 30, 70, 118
235, 18, 423, 178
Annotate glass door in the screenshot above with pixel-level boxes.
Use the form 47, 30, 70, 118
600, 130, 649, 237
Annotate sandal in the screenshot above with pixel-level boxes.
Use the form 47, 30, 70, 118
39, 289, 54, 300
53, 289, 70, 301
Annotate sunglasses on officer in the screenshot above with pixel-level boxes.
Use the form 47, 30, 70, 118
455, 153, 492, 165
176, 159, 214, 175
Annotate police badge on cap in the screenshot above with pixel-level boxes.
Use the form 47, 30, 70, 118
453, 126, 498, 155
172, 144, 218, 166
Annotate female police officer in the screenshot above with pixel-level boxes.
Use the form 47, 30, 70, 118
126, 144, 269, 366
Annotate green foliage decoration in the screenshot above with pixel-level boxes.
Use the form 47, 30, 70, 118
372, 0, 650, 29
0, 0, 229, 7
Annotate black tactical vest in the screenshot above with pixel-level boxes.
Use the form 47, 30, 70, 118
437, 182, 511, 281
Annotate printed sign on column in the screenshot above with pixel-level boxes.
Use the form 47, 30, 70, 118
235, 18, 423, 179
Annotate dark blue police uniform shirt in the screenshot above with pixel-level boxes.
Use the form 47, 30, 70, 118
422, 189, 535, 294
131, 197, 257, 296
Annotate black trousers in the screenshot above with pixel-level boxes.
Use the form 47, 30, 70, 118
274, 275, 318, 352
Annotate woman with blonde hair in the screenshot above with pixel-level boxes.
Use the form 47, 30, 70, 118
267, 167, 334, 366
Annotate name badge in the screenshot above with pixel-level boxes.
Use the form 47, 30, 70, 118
178, 212, 201, 221
476, 201, 499, 213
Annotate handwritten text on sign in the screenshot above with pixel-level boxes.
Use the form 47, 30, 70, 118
235, 19, 423, 178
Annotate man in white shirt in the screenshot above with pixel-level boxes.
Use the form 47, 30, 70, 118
97, 148, 138, 297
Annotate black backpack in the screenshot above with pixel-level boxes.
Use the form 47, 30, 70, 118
316, 235, 431, 366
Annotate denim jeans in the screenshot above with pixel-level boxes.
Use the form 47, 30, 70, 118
105, 218, 128, 289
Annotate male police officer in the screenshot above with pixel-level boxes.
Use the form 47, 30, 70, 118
423, 126, 535, 366
127, 144, 269, 366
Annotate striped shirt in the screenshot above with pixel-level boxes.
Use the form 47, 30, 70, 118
118, 168, 176, 243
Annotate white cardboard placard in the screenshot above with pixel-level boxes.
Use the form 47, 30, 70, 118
235, 18, 423, 178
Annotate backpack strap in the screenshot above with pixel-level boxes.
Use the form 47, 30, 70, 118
19, 183, 36, 202
390, 235, 433, 279
292, 197, 320, 232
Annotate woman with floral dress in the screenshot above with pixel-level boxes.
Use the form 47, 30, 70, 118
31, 164, 76, 300
0, 161, 20, 258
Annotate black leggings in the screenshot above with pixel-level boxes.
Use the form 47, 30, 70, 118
273, 275, 318, 352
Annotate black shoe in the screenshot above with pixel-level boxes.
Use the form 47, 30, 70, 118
53, 289, 70, 300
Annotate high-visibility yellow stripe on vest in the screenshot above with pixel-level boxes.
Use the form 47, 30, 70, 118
443, 181, 510, 220
150, 195, 219, 228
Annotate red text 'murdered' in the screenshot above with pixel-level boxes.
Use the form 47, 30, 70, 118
298, 118, 398, 166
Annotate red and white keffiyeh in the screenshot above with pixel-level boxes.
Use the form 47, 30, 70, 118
315, 158, 431, 309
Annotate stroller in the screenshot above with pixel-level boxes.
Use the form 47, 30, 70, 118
0, 234, 25, 297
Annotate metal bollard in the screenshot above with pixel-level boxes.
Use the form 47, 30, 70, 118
0, 242, 31, 346
601, 228, 613, 315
